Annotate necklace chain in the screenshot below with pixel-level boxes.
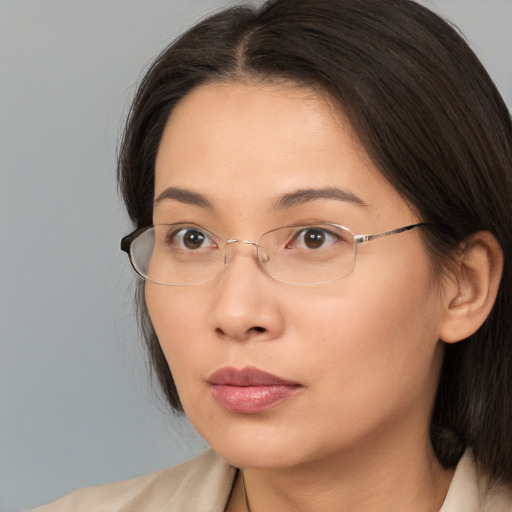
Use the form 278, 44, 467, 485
241, 470, 252, 512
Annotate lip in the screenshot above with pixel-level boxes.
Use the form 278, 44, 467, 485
207, 366, 302, 414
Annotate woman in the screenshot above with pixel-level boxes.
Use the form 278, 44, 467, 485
33, 0, 512, 510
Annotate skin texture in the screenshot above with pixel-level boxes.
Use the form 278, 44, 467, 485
147, 82, 458, 511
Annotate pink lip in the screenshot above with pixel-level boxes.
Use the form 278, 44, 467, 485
207, 366, 302, 414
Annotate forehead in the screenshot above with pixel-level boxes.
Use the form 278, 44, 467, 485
154, 81, 407, 223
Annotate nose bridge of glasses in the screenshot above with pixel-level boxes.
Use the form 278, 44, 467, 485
223, 239, 269, 264
225, 238, 259, 247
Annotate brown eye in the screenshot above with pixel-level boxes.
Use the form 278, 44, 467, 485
303, 229, 325, 249
288, 227, 339, 250
182, 229, 206, 249
167, 227, 215, 251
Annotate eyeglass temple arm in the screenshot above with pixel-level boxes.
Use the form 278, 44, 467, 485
353, 223, 426, 245
120, 226, 152, 254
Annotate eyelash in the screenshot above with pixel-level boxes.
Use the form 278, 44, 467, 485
286, 227, 341, 250
166, 227, 217, 250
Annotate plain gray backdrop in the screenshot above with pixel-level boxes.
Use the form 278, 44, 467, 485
1, 1, 511, 511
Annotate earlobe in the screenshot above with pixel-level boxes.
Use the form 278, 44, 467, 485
439, 231, 503, 344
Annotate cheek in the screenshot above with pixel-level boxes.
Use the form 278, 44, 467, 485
144, 284, 209, 383
289, 257, 443, 408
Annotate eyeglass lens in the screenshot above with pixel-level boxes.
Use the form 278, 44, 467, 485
129, 224, 357, 285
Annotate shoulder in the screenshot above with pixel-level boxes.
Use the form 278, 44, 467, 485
30, 449, 237, 512
441, 451, 512, 512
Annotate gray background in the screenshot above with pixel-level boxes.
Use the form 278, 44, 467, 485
1, 1, 511, 511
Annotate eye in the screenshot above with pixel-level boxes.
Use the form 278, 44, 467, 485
167, 227, 217, 251
287, 227, 340, 250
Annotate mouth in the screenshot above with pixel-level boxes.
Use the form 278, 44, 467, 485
207, 366, 302, 414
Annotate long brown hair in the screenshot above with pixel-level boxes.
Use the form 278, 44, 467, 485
118, 0, 512, 483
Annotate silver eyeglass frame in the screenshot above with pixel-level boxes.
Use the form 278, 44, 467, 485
121, 222, 427, 286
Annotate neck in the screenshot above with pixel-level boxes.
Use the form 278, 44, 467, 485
229, 433, 454, 512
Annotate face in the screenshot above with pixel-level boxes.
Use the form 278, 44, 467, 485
147, 82, 447, 470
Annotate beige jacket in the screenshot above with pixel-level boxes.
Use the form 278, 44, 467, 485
31, 449, 512, 511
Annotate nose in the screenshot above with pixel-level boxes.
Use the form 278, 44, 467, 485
211, 242, 284, 342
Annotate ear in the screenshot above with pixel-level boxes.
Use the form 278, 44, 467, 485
439, 231, 503, 344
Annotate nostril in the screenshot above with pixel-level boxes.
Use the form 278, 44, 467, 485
215, 325, 266, 338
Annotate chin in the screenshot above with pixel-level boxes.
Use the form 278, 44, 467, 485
190, 414, 321, 470
215, 442, 307, 470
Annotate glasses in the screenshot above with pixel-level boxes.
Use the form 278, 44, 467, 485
121, 222, 425, 285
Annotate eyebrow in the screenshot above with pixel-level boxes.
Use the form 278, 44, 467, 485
154, 186, 214, 209
273, 187, 367, 209
154, 185, 366, 211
